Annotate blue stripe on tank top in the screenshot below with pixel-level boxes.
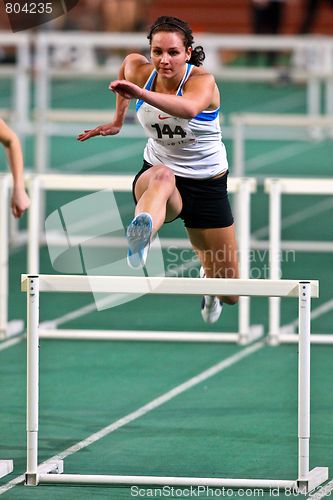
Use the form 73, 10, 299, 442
177, 65, 219, 121
176, 63, 193, 96
136, 69, 157, 112
193, 108, 220, 121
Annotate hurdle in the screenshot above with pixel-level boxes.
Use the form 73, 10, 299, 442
21, 274, 328, 491
265, 177, 333, 345
24, 173, 261, 345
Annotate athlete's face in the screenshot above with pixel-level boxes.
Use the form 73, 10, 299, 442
150, 31, 192, 77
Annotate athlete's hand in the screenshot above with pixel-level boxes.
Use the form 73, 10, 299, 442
77, 123, 121, 142
109, 80, 143, 100
11, 186, 30, 218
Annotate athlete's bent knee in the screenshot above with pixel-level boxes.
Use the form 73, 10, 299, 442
151, 166, 175, 186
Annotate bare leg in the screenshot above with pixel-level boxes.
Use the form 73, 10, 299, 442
134, 165, 183, 235
187, 225, 239, 305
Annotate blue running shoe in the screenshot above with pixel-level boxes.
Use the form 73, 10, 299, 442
126, 213, 153, 269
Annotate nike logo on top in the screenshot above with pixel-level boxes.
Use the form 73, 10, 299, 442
158, 114, 171, 120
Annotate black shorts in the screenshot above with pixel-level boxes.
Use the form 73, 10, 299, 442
132, 160, 234, 229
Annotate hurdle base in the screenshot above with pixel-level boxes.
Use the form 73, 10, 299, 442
268, 333, 333, 345
0, 460, 13, 478
33, 467, 330, 490
38, 328, 246, 343
297, 467, 329, 494
239, 324, 264, 345
38, 472, 297, 488
25, 460, 64, 486
0, 320, 24, 340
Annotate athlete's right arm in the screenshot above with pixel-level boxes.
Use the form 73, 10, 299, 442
77, 54, 150, 142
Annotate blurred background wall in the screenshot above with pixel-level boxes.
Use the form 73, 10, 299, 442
147, 0, 333, 35
1, 0, 332, 35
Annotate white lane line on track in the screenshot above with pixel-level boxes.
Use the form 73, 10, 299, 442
0, 340, 264, 495
0, 337, 23, 352
306, 478, 333, 499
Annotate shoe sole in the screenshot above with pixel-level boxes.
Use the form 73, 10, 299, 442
127, 214, 152, 269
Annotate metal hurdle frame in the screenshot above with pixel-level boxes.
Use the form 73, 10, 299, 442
25, 173, 261, 344
265, 177, 333, 345
21, 274, 328, 491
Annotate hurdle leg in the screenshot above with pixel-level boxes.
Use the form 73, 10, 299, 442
237, 178, 263, 344
27, 177, 41, 274
25, 275, 40, 486
268, 180, 281, 346
296, 282, 328, 493
232, 117, 245, 178
25, 275, 64, 486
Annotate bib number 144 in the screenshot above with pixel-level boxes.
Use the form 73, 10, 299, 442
151, 123, 186, 139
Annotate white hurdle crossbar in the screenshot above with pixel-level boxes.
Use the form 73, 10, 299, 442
21, 274, 328, 491
265, 177, 333, 345
25, 173, 261, 345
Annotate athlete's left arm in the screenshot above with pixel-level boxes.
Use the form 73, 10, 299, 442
110, 73, 216, 119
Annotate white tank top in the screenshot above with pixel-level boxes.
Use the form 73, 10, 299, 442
136, 64, 229, 179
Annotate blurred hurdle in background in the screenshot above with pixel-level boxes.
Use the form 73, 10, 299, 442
265, 177, 333, 345
32, 32, 333, 174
